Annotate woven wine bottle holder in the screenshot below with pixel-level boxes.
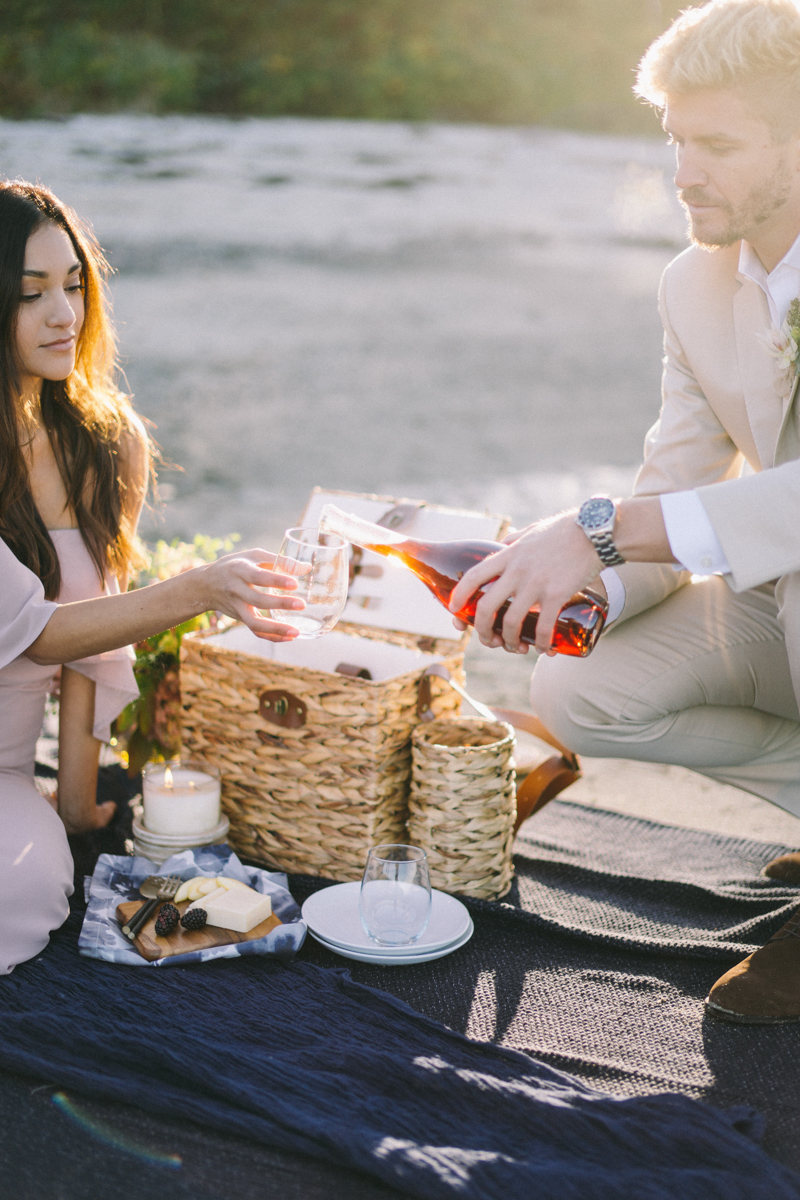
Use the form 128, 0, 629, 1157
408, 716, 516, 900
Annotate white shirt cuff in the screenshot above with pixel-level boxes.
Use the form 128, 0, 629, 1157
660, 490, 731, 575
599, 568, 626, 624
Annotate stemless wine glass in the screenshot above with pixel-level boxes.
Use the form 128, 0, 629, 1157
261, 528, 349, 639
359, 845, 432, 946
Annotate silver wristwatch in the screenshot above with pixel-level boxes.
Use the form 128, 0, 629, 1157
575, 496, 625, 567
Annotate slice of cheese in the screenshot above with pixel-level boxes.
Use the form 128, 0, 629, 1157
202, 886, 272, 933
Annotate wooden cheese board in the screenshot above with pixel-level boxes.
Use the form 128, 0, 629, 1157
116, 899, 282, 962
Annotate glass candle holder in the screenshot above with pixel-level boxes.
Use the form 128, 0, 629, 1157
142, 759, 221, 836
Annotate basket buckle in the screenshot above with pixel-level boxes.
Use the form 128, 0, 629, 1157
417, 673, 435, 722
259, 689, 307, 729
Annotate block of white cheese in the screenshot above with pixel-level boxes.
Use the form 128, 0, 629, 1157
189, 885, 272, 933
187, 886, 227, 911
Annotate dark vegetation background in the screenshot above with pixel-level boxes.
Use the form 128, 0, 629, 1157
2, 0, 682, 133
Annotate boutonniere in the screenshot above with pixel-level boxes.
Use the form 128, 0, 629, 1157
758, 298, 800, 397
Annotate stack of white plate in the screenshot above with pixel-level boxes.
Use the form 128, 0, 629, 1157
301, 881, 473, 964
131, 812, 230, 864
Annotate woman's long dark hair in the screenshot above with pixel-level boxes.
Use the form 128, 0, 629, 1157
0, 180, 147, 598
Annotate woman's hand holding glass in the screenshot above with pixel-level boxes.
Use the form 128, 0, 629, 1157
195, 550, 307, 641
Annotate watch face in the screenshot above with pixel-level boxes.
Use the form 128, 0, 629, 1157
580, 497, 615, 530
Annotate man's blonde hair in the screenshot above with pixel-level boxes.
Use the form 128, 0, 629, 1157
636, 0, 800, 139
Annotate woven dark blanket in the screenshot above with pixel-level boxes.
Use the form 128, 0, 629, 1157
3, 780, 800, 1197
508, 801, 800, 957
293, 801, 800, 1172
0, 901, 798, 1200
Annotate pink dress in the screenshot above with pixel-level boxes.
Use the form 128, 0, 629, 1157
0, 532, 138, 975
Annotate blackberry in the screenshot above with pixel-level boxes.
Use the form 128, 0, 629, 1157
154, 903, 180, 937
181, 907, 208, 931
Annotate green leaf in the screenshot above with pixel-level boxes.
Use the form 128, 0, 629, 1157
126, 727, 156, 777
138, 686, 157, 737
113, 699, 139, 734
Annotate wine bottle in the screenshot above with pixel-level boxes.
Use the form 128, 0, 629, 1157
319, 504, 607, 656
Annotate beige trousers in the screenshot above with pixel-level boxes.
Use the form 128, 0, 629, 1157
530, 575, 800, 821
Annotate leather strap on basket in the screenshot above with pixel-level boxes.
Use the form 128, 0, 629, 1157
511, 747, 581, 833
417, 666, 581, 832
486, 706, 581, 833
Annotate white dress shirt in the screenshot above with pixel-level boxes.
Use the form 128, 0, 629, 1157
738, 234, 800, 330
603, 230, 800, 621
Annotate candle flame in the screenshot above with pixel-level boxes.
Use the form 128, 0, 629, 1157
164, 766, 174, 788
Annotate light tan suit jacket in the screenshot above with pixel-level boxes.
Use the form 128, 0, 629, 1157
617, 240, 800, 697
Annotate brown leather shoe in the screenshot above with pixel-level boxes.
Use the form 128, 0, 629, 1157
762, 852, 800, 885
705, 906, 800, 1024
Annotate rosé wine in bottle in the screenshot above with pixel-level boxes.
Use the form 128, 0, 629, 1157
319, 504, 607, 656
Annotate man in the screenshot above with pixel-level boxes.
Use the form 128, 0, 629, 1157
450, 0, 800, 1023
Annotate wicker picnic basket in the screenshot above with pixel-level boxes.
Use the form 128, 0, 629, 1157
180, 490, 509, 881
408, 717, 516, 900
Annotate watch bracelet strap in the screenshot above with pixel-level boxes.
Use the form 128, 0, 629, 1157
590, 528, 625, 567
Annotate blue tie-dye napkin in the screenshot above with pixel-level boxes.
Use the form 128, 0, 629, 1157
78, 843, 306, 966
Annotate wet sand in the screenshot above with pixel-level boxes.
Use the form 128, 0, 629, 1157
2, 114, 683, 542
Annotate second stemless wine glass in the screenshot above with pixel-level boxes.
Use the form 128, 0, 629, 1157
360, 845, 432, 946
262, 528, 349, 639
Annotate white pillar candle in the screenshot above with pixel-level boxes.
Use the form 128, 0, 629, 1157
142, 762, 221, 835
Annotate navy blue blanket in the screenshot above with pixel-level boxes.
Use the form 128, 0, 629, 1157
0, 904, 798, 1200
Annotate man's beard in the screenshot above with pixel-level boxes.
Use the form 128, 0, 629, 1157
680, 158, 792, 248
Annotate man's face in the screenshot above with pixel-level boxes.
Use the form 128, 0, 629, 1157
664, 88, 800, 250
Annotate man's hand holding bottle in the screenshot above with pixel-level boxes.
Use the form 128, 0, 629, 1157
448, 511, 605, 655
449, 493, 677, 654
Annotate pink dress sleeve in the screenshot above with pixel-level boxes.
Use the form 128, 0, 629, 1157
0, 537, 58, 670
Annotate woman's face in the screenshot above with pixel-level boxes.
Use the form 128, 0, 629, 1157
16, 221, 84, 393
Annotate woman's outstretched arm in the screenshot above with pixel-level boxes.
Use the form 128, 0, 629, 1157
26, 550, 303, 666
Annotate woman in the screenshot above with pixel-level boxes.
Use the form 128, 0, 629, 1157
0, 181, 303, 974
0, 180, 152, 840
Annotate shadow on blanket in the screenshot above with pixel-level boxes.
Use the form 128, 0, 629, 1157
0, 898, 798, 1200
